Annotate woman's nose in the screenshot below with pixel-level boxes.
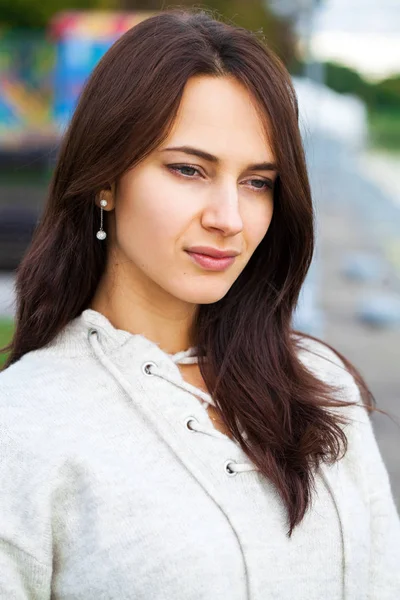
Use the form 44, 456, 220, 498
200, 181, 244, 237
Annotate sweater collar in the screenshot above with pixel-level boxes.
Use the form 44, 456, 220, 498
45, 308, 197, 363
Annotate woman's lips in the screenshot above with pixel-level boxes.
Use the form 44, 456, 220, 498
185, 250, 236, 271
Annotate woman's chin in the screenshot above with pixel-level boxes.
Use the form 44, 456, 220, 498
175, 285, 232, 305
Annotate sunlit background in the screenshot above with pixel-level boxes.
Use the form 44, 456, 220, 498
0, 0, 399, 505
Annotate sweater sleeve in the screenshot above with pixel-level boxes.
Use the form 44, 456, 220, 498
330, 350, 400, 598
357, 404, 400, 599
298, 336, 400, 596
0, 543, 51, 599
0, 428, 52, 598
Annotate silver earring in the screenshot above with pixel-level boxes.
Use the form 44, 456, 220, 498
96, 199, 107, 240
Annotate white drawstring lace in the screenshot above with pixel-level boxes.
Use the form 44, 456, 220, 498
89, 329, 257, 474
156, 348, 255, 469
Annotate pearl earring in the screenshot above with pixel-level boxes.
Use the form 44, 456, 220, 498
96, 198, 107, 240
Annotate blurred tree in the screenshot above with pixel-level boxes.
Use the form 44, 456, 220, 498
324, 62, 373, 105
323, 61, 400, 113
116, 0, 163, 7
0, 0, 297, 66
0, 0, 111, 29
373, 75, 400, 111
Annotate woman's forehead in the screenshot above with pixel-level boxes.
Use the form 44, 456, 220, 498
161, 76, 275, 167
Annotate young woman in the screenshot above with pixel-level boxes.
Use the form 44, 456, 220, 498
1, 9, 399, 600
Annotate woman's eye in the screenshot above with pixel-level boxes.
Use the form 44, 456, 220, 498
168, 165, 200, 177
168, 166, 273, 191
248, 179, 274, 191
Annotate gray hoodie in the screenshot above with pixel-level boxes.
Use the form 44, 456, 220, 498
0, 308, 399, 599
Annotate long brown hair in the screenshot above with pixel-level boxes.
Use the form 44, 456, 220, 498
1, 8, 379, 536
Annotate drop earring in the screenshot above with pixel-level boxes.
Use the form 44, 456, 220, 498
96, 198, 107, 240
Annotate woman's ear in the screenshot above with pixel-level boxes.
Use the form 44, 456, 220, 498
95, 187, 115, 211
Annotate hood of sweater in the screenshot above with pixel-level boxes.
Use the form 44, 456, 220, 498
44, 308, 195, 360
45, 307, 213, 401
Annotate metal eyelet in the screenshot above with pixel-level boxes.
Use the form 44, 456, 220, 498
224, 459, 238, 477
87, 327, 98, 339
142, 361, 157, 375
185, 416, 199, 431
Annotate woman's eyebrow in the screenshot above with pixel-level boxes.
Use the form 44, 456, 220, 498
160, 145, 278, 172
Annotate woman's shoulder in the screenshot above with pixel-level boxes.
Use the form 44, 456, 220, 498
294, 335, 396, 504
294, 333, 361, 402
294, 332, 347, 369
0, 349, 99, 450
0, 347, 82, 397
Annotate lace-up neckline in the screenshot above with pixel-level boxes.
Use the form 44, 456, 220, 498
138, 342, 252, 452
85, 316, 255, 474
168, 347, 235, 438
167, 346, 216, 409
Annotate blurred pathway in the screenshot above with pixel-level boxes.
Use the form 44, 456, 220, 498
0, 273, 15, 318
308, 135, 400, 508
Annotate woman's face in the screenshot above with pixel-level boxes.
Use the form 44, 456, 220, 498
107, 75, 277, 306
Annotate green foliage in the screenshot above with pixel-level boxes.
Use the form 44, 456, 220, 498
0, 319, 14, 368
0, 0, 296, 66
370, 75, 400, 111
368, 109, 400, 151
322, 61, 400, 114
324, 62, 372, 103
0, 0, 112, 29
294, 59, 400, 150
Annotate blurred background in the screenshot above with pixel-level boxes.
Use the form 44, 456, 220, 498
0, 0, 399, 506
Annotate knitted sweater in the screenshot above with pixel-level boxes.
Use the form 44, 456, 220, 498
0, 308, 399, 599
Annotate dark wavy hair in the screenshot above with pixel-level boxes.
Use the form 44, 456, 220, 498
1, 8, 379, 536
